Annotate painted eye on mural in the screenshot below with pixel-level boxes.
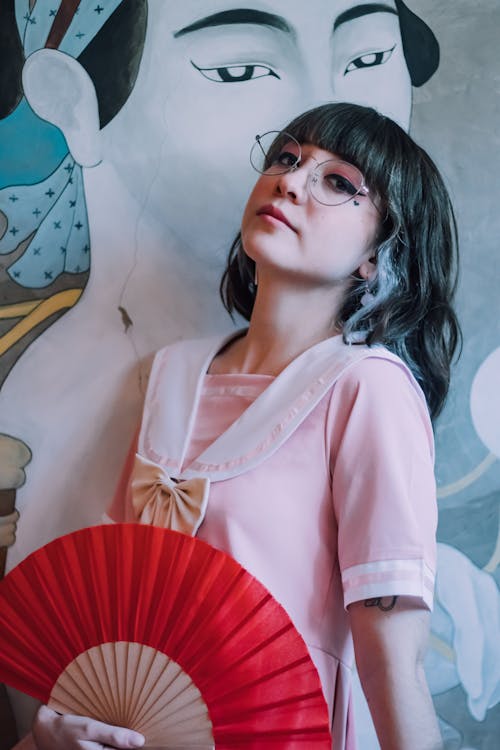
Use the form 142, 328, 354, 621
344, 45, 396, 75
191, 62, 280, 83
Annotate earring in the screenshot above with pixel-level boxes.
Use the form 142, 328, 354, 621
254, 266, 259, 286
360, 280, 375, 307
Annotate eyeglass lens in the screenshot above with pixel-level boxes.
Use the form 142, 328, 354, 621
250, 131, 366, 206
250, 131, 300, 174
310, 161, 365, 206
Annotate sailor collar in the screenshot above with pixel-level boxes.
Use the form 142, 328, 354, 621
138, 330, 405, 482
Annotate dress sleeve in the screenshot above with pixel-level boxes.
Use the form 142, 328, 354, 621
102, 426, 140, 524
328, 356, 437, 610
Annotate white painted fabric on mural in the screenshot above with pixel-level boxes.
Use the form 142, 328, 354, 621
426, 544, 500, 722
0, 155, 90, 286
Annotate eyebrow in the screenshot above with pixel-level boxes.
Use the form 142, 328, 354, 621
334, 4, 398, 31
173, 9, 294, 39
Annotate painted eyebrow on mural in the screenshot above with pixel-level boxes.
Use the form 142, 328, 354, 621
334, 4, 398, 31
173, 9, 294, 39
173, 5, 398, 40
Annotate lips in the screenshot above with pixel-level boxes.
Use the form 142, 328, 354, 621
256, 204, 297, 233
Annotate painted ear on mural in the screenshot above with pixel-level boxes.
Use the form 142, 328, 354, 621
22, 49, 101, 168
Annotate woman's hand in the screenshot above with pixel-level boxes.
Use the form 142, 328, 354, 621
33, 705, 145, 749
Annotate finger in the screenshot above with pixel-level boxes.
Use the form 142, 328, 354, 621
84, 720, 145, 748
34, 707, 145, 749
79, 742, 145, 750
59, 714, 144, 747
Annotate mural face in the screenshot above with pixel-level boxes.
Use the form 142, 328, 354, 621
0, 1, 498, 747
106, 0, 411, 256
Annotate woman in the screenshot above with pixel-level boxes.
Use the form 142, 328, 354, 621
27, 102, 459, 749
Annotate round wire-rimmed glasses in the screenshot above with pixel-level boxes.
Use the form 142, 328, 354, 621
250, 130, 371, 207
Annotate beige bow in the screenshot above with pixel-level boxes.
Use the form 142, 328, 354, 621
131, 454, 210, 536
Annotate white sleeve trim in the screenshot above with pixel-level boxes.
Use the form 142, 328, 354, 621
342, 558, 435, 611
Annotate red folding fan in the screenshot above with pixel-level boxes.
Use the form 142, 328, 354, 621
0, 524, 331, 747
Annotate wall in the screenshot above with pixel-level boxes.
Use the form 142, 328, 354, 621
0, 1, 498, 747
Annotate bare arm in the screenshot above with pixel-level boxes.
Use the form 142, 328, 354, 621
349, 596, 442, 750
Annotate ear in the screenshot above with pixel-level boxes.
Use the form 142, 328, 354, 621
22, 49, 101, 167
358, 255, 377, 281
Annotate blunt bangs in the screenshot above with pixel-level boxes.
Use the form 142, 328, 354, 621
277, 102, 409, 207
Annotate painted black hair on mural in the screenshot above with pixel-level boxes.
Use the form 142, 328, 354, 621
395, 0, 439, 86
0, 0, 147, 124
77, 0, 147, 127
220, 102, 461, 420
0, 2, 24, 118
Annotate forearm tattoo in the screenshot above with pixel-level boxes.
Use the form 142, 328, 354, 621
364, 596, 399, 611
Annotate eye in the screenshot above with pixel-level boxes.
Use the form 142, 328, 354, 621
271, 150, 299, 169
344, 45, 395, 75
324, 173, 358, 196
191, 61, 280, 83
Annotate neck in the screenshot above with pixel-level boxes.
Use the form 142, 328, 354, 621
214, 274, 345, 375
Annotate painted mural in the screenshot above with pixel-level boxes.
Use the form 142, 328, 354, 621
0, 1, 498, 747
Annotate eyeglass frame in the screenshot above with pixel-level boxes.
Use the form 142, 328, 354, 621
250, 130, 377, 210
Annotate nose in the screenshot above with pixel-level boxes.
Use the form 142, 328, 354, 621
274, 164, 310, 203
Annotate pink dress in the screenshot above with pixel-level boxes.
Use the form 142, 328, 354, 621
106, 331, 437, 749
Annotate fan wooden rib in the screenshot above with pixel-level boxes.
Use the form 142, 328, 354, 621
50, 643, 214, 744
